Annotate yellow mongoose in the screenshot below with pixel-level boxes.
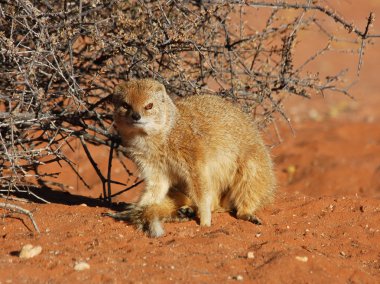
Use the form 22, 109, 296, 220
106, 79, 276, 237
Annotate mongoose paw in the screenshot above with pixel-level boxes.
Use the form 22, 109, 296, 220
235, 212, 263, 225
200, 219, 212, 227
147, 218, 165, 238
246, 215, 262, 225
177, 205, 196, 220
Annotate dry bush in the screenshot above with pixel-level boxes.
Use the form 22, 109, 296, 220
0, 0, 378, 204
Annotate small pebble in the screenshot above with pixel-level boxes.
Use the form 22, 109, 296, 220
295, 256, 308, 262
232, 275, 244, 281
19, 244, 42, 259
247, 251, 255, 259
74, 261, 90, 271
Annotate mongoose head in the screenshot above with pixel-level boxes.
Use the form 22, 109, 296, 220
112, 79, 173, 135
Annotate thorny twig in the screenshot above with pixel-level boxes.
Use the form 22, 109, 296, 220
0, 202, 40, 233
358, 12, 375, 75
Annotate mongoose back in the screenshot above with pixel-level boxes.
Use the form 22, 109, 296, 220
107, 78, 276, 237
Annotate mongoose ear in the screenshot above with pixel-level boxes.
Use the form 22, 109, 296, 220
113, 84, 126, 105
154, 82, 165, 93
154, 83, 166, 102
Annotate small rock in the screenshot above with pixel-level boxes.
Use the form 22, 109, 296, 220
74, 261, 90, 271
247, 251, 255, 259
286, 165, 297, 182
232, 275, 244, 281
308, 109, 322, 121
295, 256, 308, 262
19, 244, 42, 259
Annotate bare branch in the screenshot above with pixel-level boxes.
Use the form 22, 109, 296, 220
0, 0, 376, 202
0, 202, 40, 233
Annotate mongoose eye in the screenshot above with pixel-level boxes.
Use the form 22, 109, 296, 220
144, 103, 153, 110
122, 102, 131, 110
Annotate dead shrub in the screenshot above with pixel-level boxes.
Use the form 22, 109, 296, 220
0, 0, 377, 205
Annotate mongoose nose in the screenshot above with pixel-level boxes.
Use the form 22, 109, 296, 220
131, 112, 141, 121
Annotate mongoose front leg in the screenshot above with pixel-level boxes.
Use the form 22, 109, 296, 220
135, 171, 171, 237
198, 194, 212, 227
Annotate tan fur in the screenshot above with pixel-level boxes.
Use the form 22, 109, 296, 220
110, 78, 276, 237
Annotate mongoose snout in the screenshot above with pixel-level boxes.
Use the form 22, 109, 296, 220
131, 112, 141, 121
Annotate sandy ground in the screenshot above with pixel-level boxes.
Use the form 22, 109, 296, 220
1, 1, 380, 283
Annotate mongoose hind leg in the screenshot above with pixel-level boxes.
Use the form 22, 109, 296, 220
167, 189, 195, 221
230, 155, 275, 226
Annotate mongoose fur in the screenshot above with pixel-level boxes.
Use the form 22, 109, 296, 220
105, 79, 276, 237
